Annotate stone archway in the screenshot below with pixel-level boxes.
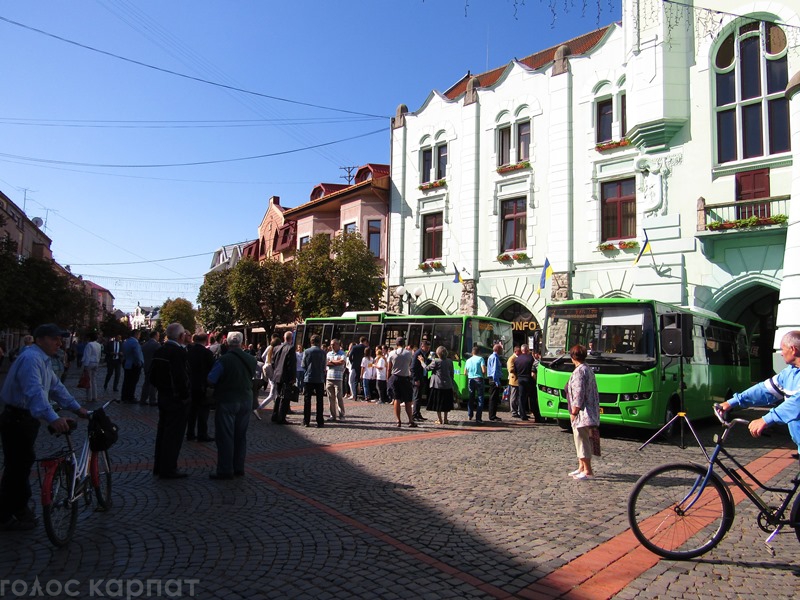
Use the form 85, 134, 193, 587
416, 303, 446, 316
715, 284, 779, 381
497, 301, 539, 348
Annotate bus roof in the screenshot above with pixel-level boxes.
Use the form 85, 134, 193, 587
546, 298, 743, 329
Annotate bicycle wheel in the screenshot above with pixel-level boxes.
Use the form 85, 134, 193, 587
43, 462, 78, 547
628, 463, 734, 559
790, 492, 800, 544
92, 450, 112, 510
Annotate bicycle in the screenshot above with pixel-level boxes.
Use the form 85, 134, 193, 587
627, 404, 800, 559
37, 400, 114, 547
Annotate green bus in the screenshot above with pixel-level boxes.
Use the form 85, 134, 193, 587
296, 312, 513, 400
537, 298, 750, 430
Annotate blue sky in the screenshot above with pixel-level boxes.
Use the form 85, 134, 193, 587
0, 0, 621, 314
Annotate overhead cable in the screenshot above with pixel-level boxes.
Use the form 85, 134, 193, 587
0, 16, 389, 120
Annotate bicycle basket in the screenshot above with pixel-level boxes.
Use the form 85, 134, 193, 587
88, 408, 119, 452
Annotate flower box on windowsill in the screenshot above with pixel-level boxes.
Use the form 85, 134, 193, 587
418, 179, 447, 191
707, 214, 788, 230
595, 139, 630, 152
418, 261, 443, 271
496, 161, 531, 175
617, 241, 639, 250
597, 243, 616, 252
497, 252, 529, 262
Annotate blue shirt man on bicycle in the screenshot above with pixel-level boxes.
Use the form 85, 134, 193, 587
721, 330, 800, 450
0, 324, 87, 531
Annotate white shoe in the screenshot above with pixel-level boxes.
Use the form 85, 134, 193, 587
568, 469, 581, 477
252, 409, 262, 421
573, 473, 594, 480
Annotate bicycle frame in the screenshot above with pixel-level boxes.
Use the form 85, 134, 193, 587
38, 400, 111, 508
638, 406, 800, 555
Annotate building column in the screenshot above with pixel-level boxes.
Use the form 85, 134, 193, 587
773, 72, 800, 370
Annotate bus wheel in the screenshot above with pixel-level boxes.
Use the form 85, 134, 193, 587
557, 418, 571, 431
662, 401, 679, 438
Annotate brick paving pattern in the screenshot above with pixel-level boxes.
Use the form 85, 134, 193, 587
1, 369, 799, 598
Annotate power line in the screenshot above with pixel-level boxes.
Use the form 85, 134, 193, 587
0, 15, 389, 120
0, 127, 387, 168
68, 247, 250, 266
0, 116, 381, 129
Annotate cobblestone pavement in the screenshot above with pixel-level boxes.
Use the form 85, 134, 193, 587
1, 369, 799, 599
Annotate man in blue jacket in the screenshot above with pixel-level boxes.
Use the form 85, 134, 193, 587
721, 330, 800, 450
0, 324, 88, 531
120, 329, 144, 404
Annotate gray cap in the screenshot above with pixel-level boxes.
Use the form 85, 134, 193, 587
32, 323, 69, 338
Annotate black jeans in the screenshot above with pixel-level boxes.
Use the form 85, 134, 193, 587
488, 380, 502, 419
303, 382, 325, 426
0, 407, 40, 522
121, 365, 141, 403
104, 360, 121, 391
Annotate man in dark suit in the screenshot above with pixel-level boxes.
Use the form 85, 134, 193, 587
103, 335, 122, 393
270, 331, 297, 424
186, 332, 215, 442
150, 323, 191, 479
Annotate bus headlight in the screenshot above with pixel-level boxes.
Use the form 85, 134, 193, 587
621, 392, 652, 401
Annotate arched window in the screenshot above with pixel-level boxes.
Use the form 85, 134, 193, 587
714, 20, 790, 164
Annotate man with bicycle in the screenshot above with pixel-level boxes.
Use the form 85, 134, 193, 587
721, 330, 800, 450
0, 324, 88, 531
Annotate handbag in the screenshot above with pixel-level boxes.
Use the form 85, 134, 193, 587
77, 369, 91, 389
589, 426, 601, 457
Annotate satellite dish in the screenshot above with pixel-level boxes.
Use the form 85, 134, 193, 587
31, 217, 44, 227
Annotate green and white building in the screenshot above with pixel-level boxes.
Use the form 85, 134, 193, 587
388, 0, 800, 378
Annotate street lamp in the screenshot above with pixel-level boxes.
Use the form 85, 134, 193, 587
395, 285, 423, 313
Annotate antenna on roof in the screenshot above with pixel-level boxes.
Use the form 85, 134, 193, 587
340, 166, 358, 185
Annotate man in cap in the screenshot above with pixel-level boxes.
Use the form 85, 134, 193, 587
0, 324, 88, 531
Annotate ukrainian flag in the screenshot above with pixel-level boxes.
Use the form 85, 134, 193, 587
633, 230, 652, 265
453, 263, 464, 284
536, 258, 553, 295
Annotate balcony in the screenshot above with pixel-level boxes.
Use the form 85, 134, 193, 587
696, 195, 789, 257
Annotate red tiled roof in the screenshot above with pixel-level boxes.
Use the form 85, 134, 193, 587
444, 25, 613, 100
361, 163, 389, 178
284, 175, 390, 218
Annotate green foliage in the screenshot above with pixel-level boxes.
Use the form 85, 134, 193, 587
293, 232, 383, 319
197, 269, 236, 332
228, 258, 296, 334
331, 232, 384, 311
0, 241, 94, 332
159, 297, 197, 333
293, 235, 336, 318
99, 313, 130, 339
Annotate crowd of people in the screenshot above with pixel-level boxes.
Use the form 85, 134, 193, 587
5, 318, 800, 530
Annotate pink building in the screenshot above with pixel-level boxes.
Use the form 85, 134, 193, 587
257, 163, 390, 277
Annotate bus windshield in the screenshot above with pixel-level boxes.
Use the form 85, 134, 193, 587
543, 304, 656, 366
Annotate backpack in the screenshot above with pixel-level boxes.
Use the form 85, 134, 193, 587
88, 408, 119, 452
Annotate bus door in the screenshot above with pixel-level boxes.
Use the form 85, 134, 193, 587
322, 324, 334, 346
406, 324, 423, 349
368, 324, 383, 349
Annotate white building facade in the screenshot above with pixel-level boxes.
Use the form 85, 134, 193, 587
389, 0, 800, 378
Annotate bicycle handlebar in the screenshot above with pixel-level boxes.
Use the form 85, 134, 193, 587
713, 403, 750, 428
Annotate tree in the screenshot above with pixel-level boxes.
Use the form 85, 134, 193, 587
228, 258, 296, 334
99, 312, 131, 339
159, 298, 197, 333
197, 269, 236, 333
293, 234, 336, 318
331, 232, 384, 311
293, 232, 384, 319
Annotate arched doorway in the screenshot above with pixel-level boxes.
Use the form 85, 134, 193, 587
498, 302, 539, 349
417, 304, 446, 316
716, 285, 779, 381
